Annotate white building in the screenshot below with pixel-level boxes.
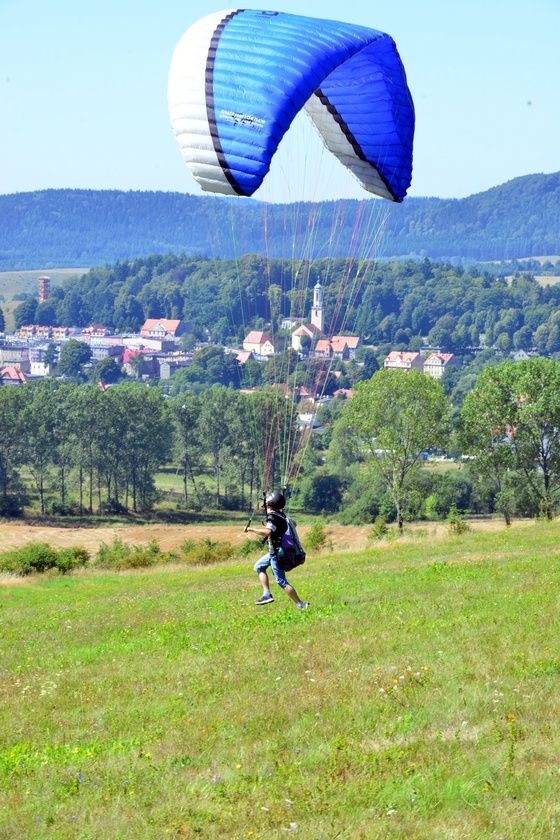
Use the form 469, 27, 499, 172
384, 351, 424, 372
291, 322, 323, 352
243, 331, 275, 357
423, 352, 460, 379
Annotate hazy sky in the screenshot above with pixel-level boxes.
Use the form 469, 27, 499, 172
1, 0, 558, 201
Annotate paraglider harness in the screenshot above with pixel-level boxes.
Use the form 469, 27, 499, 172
245, 488, 306, 573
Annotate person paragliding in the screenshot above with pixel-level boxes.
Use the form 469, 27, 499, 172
168, 9, 415, 592
168, 7, 415, 488
244, 491, 309, 609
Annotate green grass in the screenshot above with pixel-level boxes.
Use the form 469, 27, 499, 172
422, 459, 462, 474
1, 522, 560, 838
0, 269, 86, 331
0, 269, 86, 298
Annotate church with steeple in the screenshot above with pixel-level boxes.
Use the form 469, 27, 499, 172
290, 281, 362, 360
310, 282, 324, 332
291, 282, 325, 352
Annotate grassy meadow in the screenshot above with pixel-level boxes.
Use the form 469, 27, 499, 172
0, 269, 86, 298
0, 269, 86, 332
1, 519, 559, 839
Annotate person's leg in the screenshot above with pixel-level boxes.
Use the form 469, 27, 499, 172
283, 583, 302, 604
270, 556, 308, 608
258, 569, 271, 595
254, 555, 274, 603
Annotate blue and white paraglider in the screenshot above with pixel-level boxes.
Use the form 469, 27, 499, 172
168, 9, 414, 202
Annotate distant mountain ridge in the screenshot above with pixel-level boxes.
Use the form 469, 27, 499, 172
0, 172, 558, 270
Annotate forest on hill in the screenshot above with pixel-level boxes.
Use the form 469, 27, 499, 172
12, 253, 560, 360
0, 171, 559, 270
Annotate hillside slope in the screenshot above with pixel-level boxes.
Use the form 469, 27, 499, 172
0, 171, 558, 269
1, 519, 559, 837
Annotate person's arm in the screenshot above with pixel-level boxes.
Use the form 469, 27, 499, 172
244, 524, 272, 538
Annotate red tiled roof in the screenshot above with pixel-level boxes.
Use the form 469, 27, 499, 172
424, 352, 454, 364
244, 331, 273, 345
386, 351, 421, 362
141, 319, 182, 334
123, 348, 146, 363
330, 337, 350, 353
293, 323, 322, 336
335, 335, 360, 348
0, 366, 28, 382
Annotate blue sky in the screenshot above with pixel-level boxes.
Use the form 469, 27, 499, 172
1, 0, 558, 201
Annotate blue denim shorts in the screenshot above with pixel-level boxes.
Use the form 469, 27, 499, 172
254, 552, 289, 589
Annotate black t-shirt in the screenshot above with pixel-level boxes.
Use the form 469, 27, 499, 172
266, 510, 288, 552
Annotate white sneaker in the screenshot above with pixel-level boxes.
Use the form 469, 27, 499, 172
296, 601, 309, 610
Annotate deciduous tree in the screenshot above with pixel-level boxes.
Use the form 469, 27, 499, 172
0, 387, 25, 507
460, 366, 517, 523
13, 297, 38, 330
461, 358, 560, 520
92, 356, 123, 384
58, 339, 92, 380
171, 393, 203, 508
345, 369, 449, 529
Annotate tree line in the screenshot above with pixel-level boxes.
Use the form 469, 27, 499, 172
2, 357, 560, 525
12, 253, 560, 361
0, 380, 301, 517
315, 357, 560, 527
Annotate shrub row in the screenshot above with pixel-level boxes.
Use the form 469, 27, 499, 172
0, 536, 264, 576
0, 527, 335, 577
0, 543, 89, 576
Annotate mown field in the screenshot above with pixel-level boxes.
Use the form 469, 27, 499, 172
535, 276, 560, 287
1, 518, 559, 839
0, 519, 366, 556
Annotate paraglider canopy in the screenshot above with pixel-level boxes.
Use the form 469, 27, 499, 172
168, 9, 414, 202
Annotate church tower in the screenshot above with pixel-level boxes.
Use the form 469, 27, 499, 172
310, 282, 324, 332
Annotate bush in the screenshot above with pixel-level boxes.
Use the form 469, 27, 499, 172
180, 538, 236, 566
94, 537, 175, 569
447, 504, 471, 535
337, 487, 380, 525
99, 500, 128, 516
0, 543, 59, 575
367, 516, 389, 542
237, 537, 263, 558
378, 492, 397, 523
424, 494, 440, 521
305, 521, 333, 553
0, 542, 90, 576
299, 472, 344, 514
46, 500, 81, 516
434, 471, 474, 518
0, 495, 24, 518
56, 546, 90, 574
